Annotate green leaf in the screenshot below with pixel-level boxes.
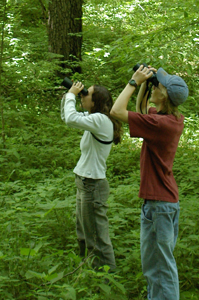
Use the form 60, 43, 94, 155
107, 277, 126, 294
49, 271, 64, 284
61, 287, 76, 300
184, 11, 188, 18
25, 270, 46, 279
20, 248, 36, 256
48, 263, 61, 275
0, 251, 6, 260
98, 283, 111, 294
34, 241, 43, 253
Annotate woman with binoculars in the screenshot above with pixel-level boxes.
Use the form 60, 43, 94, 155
61, 81, 122, 272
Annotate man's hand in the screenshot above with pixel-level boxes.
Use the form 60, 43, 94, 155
68, 81, 84, 96
132, 65, 157, 86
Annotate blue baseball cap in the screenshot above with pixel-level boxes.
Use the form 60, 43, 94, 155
156, 68, 189, 106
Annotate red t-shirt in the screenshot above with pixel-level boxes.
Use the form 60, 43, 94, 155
128, 107, 184, 203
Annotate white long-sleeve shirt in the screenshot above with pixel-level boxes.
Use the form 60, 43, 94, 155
61, 92, 113, 179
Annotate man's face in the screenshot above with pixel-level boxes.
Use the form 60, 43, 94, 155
150, 83, 166, 105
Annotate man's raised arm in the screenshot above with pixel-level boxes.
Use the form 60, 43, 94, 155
110, 65, 153, 122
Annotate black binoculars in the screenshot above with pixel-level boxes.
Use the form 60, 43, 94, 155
61, 77, 88, 95
133, 63, 159, 87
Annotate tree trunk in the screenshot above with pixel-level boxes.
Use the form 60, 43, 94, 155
48, 0, 83, 76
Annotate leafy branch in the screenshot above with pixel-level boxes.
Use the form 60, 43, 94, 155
0, 0, 7, 148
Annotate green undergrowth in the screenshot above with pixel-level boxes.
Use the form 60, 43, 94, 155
0, 104, 199, 299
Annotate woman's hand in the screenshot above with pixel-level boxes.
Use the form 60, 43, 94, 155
69, 81, 84, 96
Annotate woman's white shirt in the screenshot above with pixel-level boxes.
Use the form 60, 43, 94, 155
61, 93, 113, 179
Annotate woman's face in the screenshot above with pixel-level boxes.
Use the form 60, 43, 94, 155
80, 86, 94, 112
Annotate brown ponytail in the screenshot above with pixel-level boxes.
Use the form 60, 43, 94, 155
91, 85, 122, 144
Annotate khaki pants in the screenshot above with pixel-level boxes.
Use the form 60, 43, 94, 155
75, 174, 116, 271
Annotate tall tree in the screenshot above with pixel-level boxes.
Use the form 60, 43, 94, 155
48, 0, 83, 76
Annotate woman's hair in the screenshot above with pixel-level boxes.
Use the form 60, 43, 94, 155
160, 85, 181, 119
90, 85, 122, 144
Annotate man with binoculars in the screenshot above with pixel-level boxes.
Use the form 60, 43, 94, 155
110, 64, 189, 300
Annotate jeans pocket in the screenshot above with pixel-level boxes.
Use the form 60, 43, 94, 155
82, 180, 95, 192
141, 204, 154, 243
155, 211, 175, 243
141, 204, 153, 223
75, 175, 96, 192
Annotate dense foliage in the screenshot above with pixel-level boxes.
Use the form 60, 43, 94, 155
0, 0, 199, 299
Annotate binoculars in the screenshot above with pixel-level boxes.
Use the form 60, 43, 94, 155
61, 77, 88, 95
133, 63, 159, 87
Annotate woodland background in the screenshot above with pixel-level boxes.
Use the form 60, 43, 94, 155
0, 0, 199, 299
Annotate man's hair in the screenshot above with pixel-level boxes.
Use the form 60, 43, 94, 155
157, 68, 188, 106
160, 85, 181, 119
90, 85, 122, 144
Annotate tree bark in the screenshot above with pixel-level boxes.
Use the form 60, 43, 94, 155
48, 0, 83, 76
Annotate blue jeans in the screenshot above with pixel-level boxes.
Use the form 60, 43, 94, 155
75, 174, 116, 271
141, 200, 180, 300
